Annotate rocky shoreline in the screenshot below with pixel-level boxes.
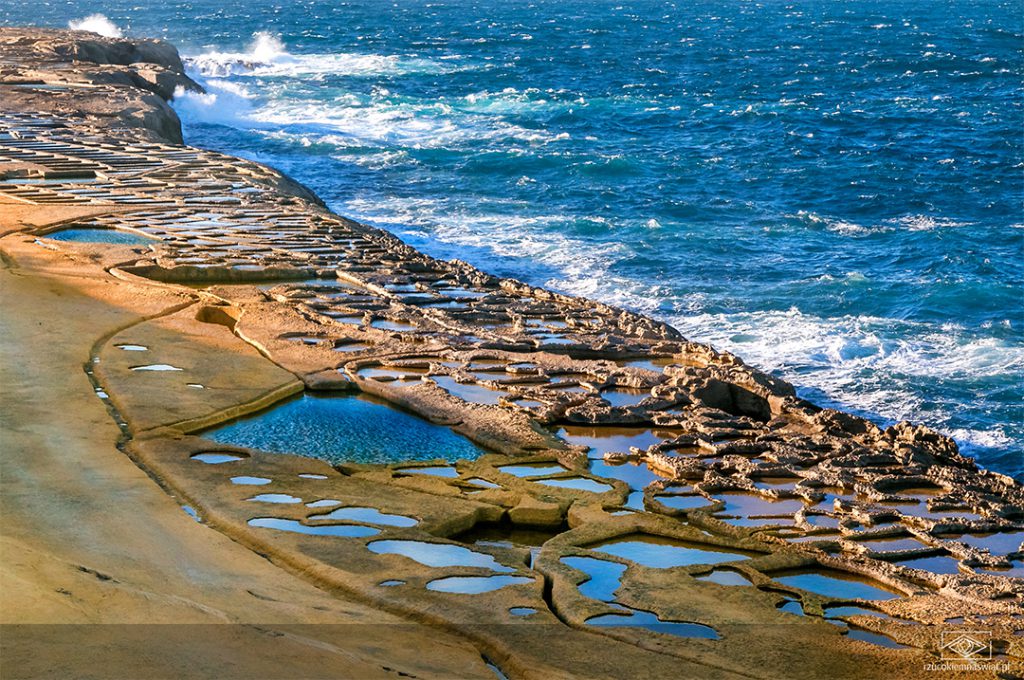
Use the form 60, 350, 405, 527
1, 27, 1021, 679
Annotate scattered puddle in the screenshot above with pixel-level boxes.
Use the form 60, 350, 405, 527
714, 493, 806, 517
397, 465, 459, 478
464, 477, 501, 489
846, 627, 906, 649
600, 389, 651, 408
309, 506, 418, 528
367, 540, 512, 571
950, 531, 1024, 556
379, 579, 405, 587
182, 505, 201, 522
497, 463, 568, 478
47, 228, 154, 245
131, 364, 183, 371
509, 607, 537, 616
248, 517, 380, 537
561, 556, 627, 602
298, 473, 328, 479
334, 342, 371, 353
562, 556, 717, 638
695, 568, 753, 586
851, 536, 933, 553
431, 376, 510, 405
824, 605, 891, 620
590, 534, 755, 568
115, 344, 148, 351
247, 493, 302, 504
890, 552, 962, 575
614, 357, 675, 373
231, 476, 272, 485
655, 494, 712, 511
589, 458, 663, 490
586, 610, 719, 639
191, 452, 245, 464
555, 425, 677, 458
371, 319, 416, 332
203, 393, 486, 465
536, 477, 613, 494
770, 569, 901, 601
456, 523, 562, 568
306, 499, 341, 508
426, 575, 533, 594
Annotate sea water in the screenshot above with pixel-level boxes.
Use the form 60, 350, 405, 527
9, 0, 1020, 478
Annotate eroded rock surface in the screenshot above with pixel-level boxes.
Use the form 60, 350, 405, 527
2, 27, 1020, 680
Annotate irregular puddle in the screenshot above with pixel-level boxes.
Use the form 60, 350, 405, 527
561, 556, 717, 638
115, 344, 148, 351
655, 494, 712, 511
47, 228, 154, 245
770, 569, 901, 601
589, 534, 755, 568
509, 607, 537, 616
456, 523, 562, 568
555, 425, 678, 458
824, 605, 891, 620
249, 517, 380, 537
306, 499, 342, 508
191, 452, 245, 464
247, 493, 302, 504
777, 599, 804, 616
589, 458, 664, 490
371, 319, 416, 332
367, 540, 513, 571
714, 493, 807, 517
586, 610, 719, 639
231, 476, 272, 485
397, 465, 459, 478
889, 552, 962, 575
497, 463, 568, 478
203, 393, 486, 465
846, 627, 907, 649
600, 389, 651, 408
130, 364, 183, 371
379, 580, 405, 587
561, 556, 627, 602
426, 575, 533, 594
695, 568, 753, 586
298, 473, 328, 479
950, 531, 1024, 556
309, 506, 418, 528
614, 357, 675, 373
431, 376, 510, 405
536, 477, 613, 494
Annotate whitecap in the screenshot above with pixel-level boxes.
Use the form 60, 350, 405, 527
68, 14, 123, 38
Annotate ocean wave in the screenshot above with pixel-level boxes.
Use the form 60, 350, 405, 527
791, 211, 973, 235
68, 14, 122, 38
185, 31, 471, 78
174, 76, 561, 149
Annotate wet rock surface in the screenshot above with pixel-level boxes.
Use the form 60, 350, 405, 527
2, 28, 1021, 679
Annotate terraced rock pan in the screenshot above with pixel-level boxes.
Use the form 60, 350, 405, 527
1, 27, 1021, 680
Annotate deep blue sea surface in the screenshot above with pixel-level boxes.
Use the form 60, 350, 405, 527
7, 1, 1022, 478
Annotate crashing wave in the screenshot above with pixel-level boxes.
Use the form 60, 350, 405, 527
68, 14, 123, 38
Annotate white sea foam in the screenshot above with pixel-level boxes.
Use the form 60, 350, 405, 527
185, 31, 471, 78
68, 14, 123, 38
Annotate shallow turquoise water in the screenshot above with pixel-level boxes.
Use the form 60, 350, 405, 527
202, 393, 486, 465
46, 228, 151, 245
8, 0, 1021, 478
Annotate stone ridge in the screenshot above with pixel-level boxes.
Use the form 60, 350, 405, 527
2, 27, 1022, 680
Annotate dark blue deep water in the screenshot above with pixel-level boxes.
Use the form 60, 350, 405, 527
6, 1, 1021, 478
